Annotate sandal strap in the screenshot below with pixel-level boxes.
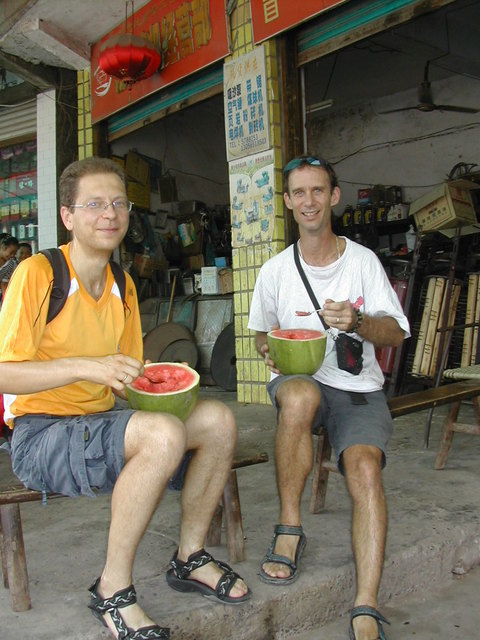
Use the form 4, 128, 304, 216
88, 578, 170, 640
350, 605, 389, 626
263, 552, 296, 571
274, 524, 304, 537
213, 560, 243, 599
124, 626, 170, 639
89, 579, 137, 614
170, 547, 214, 579
170, 549, 242, 598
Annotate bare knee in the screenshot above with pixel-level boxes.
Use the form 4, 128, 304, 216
343, 445, 383, 498
125, 411, 186, 472
185, 399, 237, 452
277, 378, 320, 429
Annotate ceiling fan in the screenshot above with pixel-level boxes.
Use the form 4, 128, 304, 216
379, 63, 479, 114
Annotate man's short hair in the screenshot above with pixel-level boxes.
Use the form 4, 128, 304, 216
283, 155, 338, 194
59, 157, 127, 208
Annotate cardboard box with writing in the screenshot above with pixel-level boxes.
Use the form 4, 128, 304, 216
201, 267, 220, 294
410, 180, 478, 231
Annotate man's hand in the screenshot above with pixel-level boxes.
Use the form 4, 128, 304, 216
256, 330, 280, 374
85, 354, 145, 392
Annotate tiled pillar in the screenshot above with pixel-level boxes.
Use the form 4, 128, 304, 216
228, 1, 286, 404
77, 70, 93, 159
36, 90, 58, 249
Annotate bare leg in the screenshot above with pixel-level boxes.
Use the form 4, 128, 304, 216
343, 444, 387, 640
175, 398, 248, 597
262, 378, 321, 579
97, 410, 186, 634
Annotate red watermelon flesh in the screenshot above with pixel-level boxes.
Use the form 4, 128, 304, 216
133, 364, 197, 394
270, 329, 323, 341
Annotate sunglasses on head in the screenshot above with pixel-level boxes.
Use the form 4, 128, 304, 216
283, 156, 331, 176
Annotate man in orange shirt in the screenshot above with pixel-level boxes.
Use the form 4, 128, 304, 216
0, 157, 249, 639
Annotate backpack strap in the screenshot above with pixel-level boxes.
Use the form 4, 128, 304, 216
40, 248, 127, 324
40, 248, 70, 324
109, 259, 126, 306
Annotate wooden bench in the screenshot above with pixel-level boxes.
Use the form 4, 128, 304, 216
0, 447, 268, 612
310, 379, 480, 514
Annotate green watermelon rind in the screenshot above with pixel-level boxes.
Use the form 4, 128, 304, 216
126, 362, 200, 421
267, 329, 327, 375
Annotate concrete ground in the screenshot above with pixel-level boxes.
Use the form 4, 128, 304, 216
293, 565, 480, 639
1, 388, 480, 639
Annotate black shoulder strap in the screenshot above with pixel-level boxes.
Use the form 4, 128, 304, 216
109, 259, 126, 306
40, 248, 70, 324
40, 248, 127, 324
293, 243, 329, 331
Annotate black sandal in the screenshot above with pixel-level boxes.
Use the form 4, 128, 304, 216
349, 605, 390, 640
88, 577, 170, 639
166, 548, 251, 605
259, 524, 307, 585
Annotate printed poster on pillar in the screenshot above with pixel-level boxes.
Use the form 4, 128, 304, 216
224, 46, 270, 162
229, 149, 275, 248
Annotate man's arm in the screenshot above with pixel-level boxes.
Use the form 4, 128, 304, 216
0, 354, 144, 395
354, 314, 405, 348
321, 299, 406, 348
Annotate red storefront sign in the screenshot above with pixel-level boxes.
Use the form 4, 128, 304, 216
251, 0, 347, 43
91, 0, 229, 123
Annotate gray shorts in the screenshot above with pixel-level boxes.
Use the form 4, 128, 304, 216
267, 375, 393, 474
10, 407, 135, 497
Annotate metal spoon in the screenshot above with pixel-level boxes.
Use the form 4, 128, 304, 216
295, 309, 322, 316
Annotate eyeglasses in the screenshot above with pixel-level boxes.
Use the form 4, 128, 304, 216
70, 200, 133, 213
283, 156, 330, 176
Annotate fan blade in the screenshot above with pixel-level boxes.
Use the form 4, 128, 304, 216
433, 104, 479, 114
378, 106, 419, 114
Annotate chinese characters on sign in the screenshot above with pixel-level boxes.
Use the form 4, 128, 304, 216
224, 46, 270, 161
250, 0, 347, 43
229, 149, 275, 248
91, 0, 228, 123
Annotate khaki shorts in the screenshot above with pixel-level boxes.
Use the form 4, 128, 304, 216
267, 375, 392, 474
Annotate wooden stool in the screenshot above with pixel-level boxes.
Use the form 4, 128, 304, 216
435, 397, 480, 469
310, 428, 339, 514
1, 448, 268, 612
207, 450, 269, 562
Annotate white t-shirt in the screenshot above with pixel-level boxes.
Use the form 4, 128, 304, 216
248, 237, 411, 393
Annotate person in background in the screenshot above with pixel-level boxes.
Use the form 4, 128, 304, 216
248, 155, 410, 640
0, 234, 20, 301
16, 241, 33, 262
0, 157, 250, 640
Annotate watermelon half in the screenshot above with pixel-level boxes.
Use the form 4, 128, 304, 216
267, 329, 327, 375
126, 362, 200, 421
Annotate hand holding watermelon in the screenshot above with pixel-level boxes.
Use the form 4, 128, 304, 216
127, 362, 200, 421
267, 328, 327, 375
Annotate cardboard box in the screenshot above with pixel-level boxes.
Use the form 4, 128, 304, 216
127, 180, 150, 210
201, 267, 220, 294
218, 268, 233, 294
134, 254, 164, 279
410, 180, 478, 231
125, 151, 150, 186
186, 254, 204, 270
387, 203, 409, 222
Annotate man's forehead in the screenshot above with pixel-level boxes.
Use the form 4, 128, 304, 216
288, 164, 329, 186
78, 172, 125, 190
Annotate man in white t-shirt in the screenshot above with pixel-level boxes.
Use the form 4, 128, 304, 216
248, 155, 410, 640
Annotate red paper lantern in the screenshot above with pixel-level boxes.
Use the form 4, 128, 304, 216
99, 33, 161, 87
